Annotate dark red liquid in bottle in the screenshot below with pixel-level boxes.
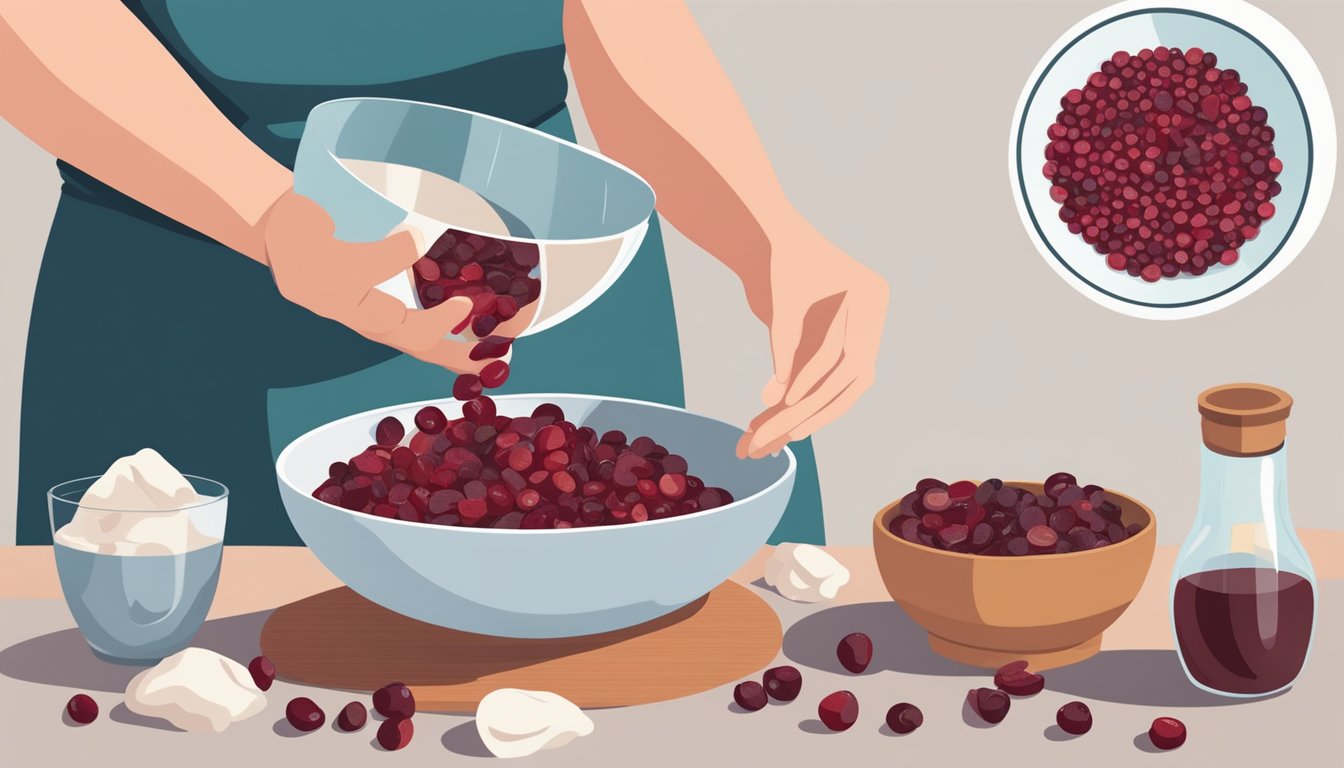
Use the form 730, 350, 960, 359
1173, 567, 1314, 695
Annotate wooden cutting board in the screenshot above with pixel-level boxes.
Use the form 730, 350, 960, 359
259, 581, 781, 713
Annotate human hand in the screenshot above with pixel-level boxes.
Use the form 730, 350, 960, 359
261, 190, 486, 373
737, 219, 888, 459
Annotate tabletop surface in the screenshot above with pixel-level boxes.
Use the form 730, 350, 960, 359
2, 534, 1340, 766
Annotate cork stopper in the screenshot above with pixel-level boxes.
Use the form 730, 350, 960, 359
1197, 383, 1293, 457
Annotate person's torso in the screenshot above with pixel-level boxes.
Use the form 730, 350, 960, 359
59, 0, 570, 229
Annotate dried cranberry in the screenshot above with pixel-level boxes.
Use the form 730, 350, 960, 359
374, 416, 405, 447
1149, 717, 1187, 750
285, 697, 325, 732
966, 687, 1010, 724
373, 682, 415, 718
1056, 701, 1092, 735
763, 665, 802, 701
377, 716, 414, 751
994, 660, 1045, 696
336, 701, 367, 732
453, 374, 483, 401
818, 691, 859, 732
885, 702, 923, 734
66, 694, 98, 724
479, 360, 510, 389
837, 632, 873, 673
414, 406, 447, 434
733, 681, 768, 711
247, 655, 276, 691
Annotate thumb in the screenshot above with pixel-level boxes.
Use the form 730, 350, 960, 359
363, 230, 425, 285
769, 303, 805, 387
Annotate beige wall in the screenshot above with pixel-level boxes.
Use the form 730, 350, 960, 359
2, 0, 1340, 546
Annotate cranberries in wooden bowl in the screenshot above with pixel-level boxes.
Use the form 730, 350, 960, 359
885, 473, 1145, 556
1044, 47, 1281, 281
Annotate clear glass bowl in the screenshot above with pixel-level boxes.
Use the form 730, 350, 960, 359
294, 97, 656, 337
49, 476, 228, 664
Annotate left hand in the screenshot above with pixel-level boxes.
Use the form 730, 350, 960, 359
736, 218, 889, 459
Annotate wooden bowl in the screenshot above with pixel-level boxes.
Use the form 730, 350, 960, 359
872, 482, 1156, 670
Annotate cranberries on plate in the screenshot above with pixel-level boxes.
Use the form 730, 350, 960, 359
885, 702, 923, 734
763, 665, 802, 702
247, 655, 276, 692
836, 632, 873, 674
817, 691, 859, 732
313, 401, 734, 529
1044, 47, 1281, 281
888, 473, 1143, 555
1149, 716, 1187, 750
66, 693, 98, 724
733, 681, 767, 712
285, 697, 325, 732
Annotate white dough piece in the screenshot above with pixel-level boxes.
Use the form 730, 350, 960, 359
763, 543, 851, 603
124, 648, 266, 733
475, 689, 594, 759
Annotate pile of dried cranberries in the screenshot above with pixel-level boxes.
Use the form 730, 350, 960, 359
412, 227, 540, 346
887, 473, 1144, 555
1043, 46, 1281, 281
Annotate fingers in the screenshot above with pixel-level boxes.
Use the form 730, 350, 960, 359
357, 230, 425, 285
767, 302, 805, 389
410, 335, 488, 373
344, 288, 410, 337
743, 360, 861, 458
760, 378, 787, 407
786, 374, 871, 443
782, 305, 848, 406
388, 296, 476, 352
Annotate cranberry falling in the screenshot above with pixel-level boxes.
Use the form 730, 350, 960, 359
1044, 47, 1281, 281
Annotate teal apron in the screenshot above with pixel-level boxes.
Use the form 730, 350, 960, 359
17, 0, 825, 545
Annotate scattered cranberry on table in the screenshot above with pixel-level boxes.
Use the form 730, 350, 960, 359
1043, 47, 1282, 281
65, 693, 98, 724
247, 655, 276, 692
885, 702, 923, 734
285, 697, 325, 732
836, 632, 873, 674
994, 660, 1045, 696
817, 691, 859, 732
763, 665, 803, 702
313, 401, 734, 529
1149, 716, 1187, 750
733, 681, 768, 712
377, 716, 414, 751
372, 682, 416, 719
1056, 701, 1093, 735
889, 473, 1143, 555
966, 687, 1011, 724
336, 701, 368, 732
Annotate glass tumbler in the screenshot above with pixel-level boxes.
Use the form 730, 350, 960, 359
49, 476, 228, 664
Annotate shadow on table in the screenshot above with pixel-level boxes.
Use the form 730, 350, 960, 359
783, 602, 1245, 707
0, 609, 271, 692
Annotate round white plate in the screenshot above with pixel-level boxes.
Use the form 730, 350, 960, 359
1009, 0, 1335, 319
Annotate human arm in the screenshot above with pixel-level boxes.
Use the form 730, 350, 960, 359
565, 0, 889, 457
0, 0, 480, 371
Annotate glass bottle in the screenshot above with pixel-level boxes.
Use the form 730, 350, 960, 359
1171, 383, 1317, 697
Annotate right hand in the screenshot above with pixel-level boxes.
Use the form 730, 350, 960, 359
261, 190, 486, 374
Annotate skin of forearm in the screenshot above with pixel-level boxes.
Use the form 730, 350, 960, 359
0, 0, 291, 262
565, 0, 800, 279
